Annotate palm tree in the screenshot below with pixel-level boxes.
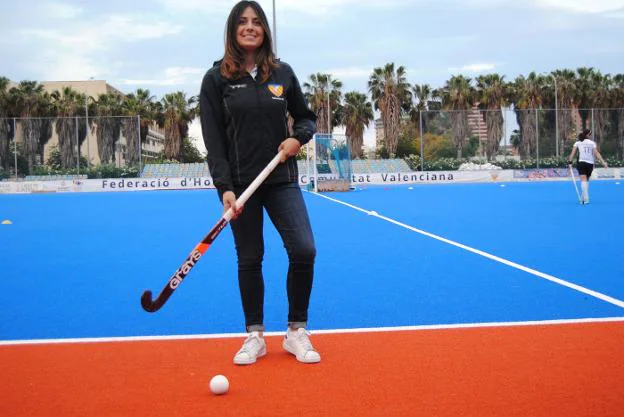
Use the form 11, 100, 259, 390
159, 91, 197, 161
133, 89, 158, 149
303, 73, 343, 134
590, 72, 613, 148
368, 63, 411, 158
51, 87, 83, 168
94, 93, 124, 164
611, 74, 624, 159
410, 84, 437, 135
10, 81, 49, 172
553, 69, 577, 149
121, 96, 141, 166
0, 77, 12, 172
121, 89, 158, 165
575, 67, 598, 129
439, 75, 474, 159
37, 99, 55, 167
475, 74, 508, 160
342, 91, 373, 159
540, 72, 559, 156
510, 73, 543, 158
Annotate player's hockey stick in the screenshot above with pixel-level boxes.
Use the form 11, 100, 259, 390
568, 164, 582, 204
141, 151, 285, 312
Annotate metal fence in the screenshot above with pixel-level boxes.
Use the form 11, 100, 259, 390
2, 108, 623, 180
0, 116, 147, 179
408, 108, 624, 170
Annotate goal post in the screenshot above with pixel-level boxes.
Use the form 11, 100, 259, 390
308, 133, 352, 192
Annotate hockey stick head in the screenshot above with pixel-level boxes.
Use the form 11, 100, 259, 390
141, 290, 159, 313
138, 153, 284, 314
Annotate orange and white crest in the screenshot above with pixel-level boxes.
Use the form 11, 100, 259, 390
268, 84, 283, 97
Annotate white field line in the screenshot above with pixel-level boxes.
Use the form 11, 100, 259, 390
1, 317, 623, 346
312, 192, 624, 309
2, 192, 622, 347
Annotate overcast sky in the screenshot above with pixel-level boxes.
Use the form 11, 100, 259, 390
2, 0, 623, 149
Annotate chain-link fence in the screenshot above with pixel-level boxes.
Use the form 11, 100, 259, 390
0, 116, 147, 180
405, 108, 624, 171
2, 108, 623, 180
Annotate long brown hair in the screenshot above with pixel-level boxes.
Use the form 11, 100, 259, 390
578, 129, 592, 141
220, 1, 278, 83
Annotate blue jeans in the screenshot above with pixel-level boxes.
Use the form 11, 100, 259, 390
226, 182, 316, 331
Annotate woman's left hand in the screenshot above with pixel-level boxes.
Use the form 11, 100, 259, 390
278, 138, 301, 163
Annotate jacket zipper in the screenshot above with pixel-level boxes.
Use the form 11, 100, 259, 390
223, 97, 241, 184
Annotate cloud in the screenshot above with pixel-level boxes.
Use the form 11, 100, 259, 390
605, 10, 624, 17
120, 67, 205, 87
21, 15, 182, 51
279, 0, 420, 16
188, 118, 206, 155
18, 14, 183, 81
99, 15, 183, 41
416, 0, 624, 13
448, 63, 498, 73
447, 0, 624, 13
43, 2, 83, 19
278, 0, 375, 15
159, 0, 414, 16
28, 52, 104, 81
158, 0, 237, 14
21, 28, 101, 53
531, 0, 624, 13
324, 66, 373, 79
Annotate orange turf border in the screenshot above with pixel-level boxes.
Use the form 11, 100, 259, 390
1, 321, 623, 416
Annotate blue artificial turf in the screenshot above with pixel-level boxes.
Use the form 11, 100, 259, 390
1, 181, 622, 341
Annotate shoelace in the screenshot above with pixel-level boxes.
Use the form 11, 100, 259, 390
238, 334, 261, 355
293, 329, 314, 351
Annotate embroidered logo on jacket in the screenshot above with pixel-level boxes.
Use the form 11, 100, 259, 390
268, 84, 284, 97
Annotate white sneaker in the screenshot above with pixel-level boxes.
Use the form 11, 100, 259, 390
283, 328, 321, 364
233, 331, 266, 365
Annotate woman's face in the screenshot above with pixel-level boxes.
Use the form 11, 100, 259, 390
236, 6, 264, 53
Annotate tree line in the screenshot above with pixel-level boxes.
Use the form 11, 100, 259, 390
305, 66, 624, 160
2, 66, 624, 176
0, 79, 197, 174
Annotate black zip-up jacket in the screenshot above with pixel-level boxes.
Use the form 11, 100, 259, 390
200, 60, 316, 195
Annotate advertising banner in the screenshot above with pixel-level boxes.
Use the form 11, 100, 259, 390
0, 168, 618, 194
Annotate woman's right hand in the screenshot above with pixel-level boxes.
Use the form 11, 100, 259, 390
222, 191, 243, 219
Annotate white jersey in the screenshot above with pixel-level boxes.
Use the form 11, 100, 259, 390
574, 139, 596, 164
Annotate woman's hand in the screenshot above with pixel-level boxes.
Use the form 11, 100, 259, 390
278, 138, 302, 163
222, 191, 243, 219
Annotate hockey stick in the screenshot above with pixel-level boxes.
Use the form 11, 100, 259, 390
568, 164, 582, 203
141, 151, 285, 313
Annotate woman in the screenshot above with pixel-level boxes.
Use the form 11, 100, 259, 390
567, 129, 608, 204
199, 1, 320, 364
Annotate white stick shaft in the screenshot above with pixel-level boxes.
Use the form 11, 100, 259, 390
223, 151, 285, 221
569, 165, 581, 202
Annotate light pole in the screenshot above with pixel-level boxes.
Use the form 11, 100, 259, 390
13, 118, 17, 180
85, 77, 94, 166
327, 89, 331, 134
272, 0, 277, 55
549, 74, 559, 157
84, 89, 89, 167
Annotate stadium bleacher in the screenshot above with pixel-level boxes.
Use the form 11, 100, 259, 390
350, 159, 412, 173
141, 163, 210, 178
24, 175, 88, 181
141, 159, 414, 178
